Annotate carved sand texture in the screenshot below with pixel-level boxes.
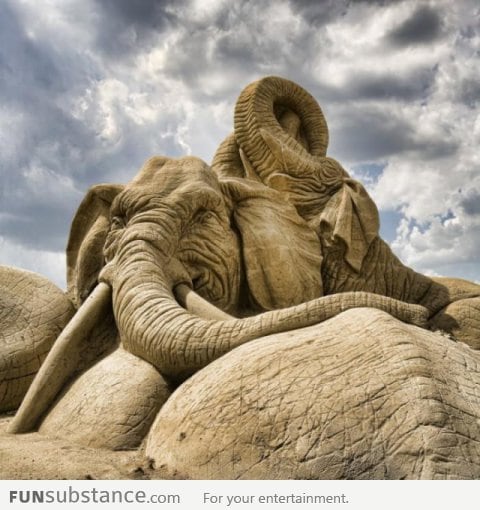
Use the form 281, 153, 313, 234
211, 133, 245, 179
431, 297, 480, 350
0, 266, 74, 411
0, 417, 152, 480
39, 348, 170, 449
1, 76, 479, 479
147, 309, 480, 480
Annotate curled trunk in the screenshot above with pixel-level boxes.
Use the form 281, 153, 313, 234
234, 76, 329, 182
114, 240, 429, 381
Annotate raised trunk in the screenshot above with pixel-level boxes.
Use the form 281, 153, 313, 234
234, 76, 329, 182
114, 240, 429, 382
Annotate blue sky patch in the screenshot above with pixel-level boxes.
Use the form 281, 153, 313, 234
379, 209, 404, 243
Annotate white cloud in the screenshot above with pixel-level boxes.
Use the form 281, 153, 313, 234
0, 236, 65, 289
366, 3, 480, 278
392, 212, 480, 276
0, 0, 479, 288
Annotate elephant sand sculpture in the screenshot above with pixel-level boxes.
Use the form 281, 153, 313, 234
1, 76, 480, 479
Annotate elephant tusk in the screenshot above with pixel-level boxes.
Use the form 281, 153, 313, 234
174, 283, 234, 320
7, 282, 112, 434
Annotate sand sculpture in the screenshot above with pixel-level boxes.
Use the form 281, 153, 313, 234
1, 77, 480, 479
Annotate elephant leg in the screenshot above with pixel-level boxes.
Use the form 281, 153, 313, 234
38, 347, 171, 450
430, 297, 480, 350
0, 266, 74, 412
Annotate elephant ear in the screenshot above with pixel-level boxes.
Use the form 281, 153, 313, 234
223, 178, 323, 311
317, 178, 380, 273
67, 184, 124, 308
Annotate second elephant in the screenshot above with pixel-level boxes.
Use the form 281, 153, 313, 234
212, 76, 480, 344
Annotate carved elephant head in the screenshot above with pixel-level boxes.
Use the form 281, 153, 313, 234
213, 76, 480, 324
66, 156, 426, 382
68, 155, 324, 319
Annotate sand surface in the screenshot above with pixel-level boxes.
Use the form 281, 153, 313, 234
0, 415, 160, 480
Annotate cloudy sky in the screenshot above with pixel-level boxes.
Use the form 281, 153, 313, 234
0, 0, 479, 289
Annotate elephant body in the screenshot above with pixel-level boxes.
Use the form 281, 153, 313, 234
0, 266, 74, 412
212, 76, 480, 337
1, 76, 479, 479
146, 309, 480, 480
320, 235, 450, 313
38, 347, 171, 450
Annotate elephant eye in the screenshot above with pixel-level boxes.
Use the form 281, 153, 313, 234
182, 209, 220, 238
196, 209, 217, 224
201, 211, 216, 221
111, 216, 126, 230
192, 209, 215, 223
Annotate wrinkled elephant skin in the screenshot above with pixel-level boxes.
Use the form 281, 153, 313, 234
0, 266, 74, 412
39, 348, 171, 450
146, 309, 480, 480
1, 75, 479, 480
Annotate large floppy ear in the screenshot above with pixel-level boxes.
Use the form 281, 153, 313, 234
66, 184, 124, 308
317, 178, 380, 273
222, 178, 323, 311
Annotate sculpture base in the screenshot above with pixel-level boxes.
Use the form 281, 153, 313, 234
0, 416, 159, 480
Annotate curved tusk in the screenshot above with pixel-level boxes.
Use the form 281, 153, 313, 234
174, 283, 234, 321
7, 282, 112, 434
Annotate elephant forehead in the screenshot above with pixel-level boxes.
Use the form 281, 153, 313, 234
161, 157, 218, 187
115, 179, 223, 220
170, 183, 225, 212
132, 155, 218, 191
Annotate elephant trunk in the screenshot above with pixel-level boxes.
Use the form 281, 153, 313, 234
113, 240, 429, 381
6, 272, 229, 434
234, 76, 329, 181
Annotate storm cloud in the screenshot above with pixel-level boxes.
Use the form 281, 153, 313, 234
0, 0, 479, 286
388, 5, 444, 46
